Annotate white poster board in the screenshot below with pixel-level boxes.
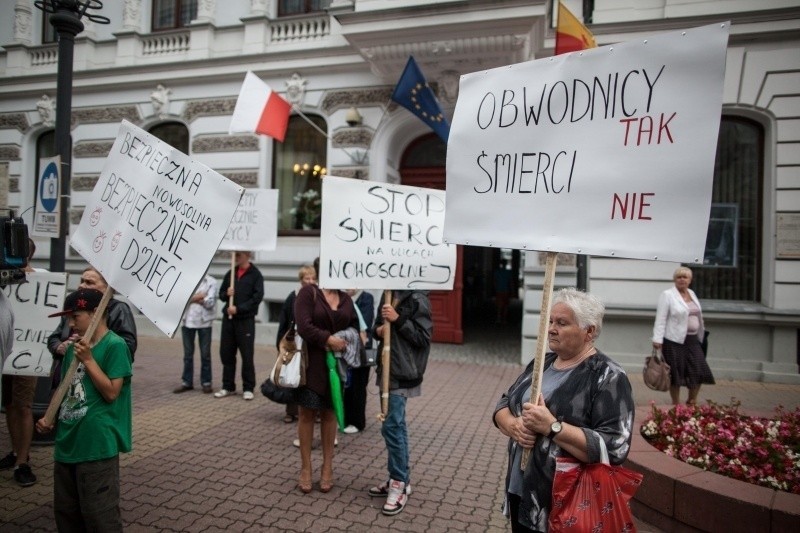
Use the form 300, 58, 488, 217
319, 176, 456, 290
2, 272, 67, 377
71, 120, 244, 337
219, 188, 279, 252
32, 156, 61, 238
445, 23, 729, 263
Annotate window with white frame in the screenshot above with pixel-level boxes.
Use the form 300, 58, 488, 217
152, 0, 198, 31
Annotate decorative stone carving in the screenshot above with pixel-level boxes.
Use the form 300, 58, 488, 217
14, 0, 32, 45
332, 128, 372, 149
123, 0, 141, 31
74, 140, 114, 158
321, 88, 393, 113
285, 73, 307, 106
223, 171, 258, 187
37, 95, 56, 126
150, 84, 172, 118
197, 0, 216, 23
182, 98, 237, 123
330, 167, 368, 180
9, 177, 19, 193
438, 70, 460, 104
0, 113, 29, 132
72, 175, 100, 191
537, 252, 576, 266
71, 106, 140, 129
0, 145, 21, 161
250, 0, 268, 15
192, 135, 259, 153
70, 208, 83, 226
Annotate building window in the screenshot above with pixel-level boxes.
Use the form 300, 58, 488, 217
41, 13, 56, 44
152, 0, 198, 31
278, 0, 331, 16
691, 116, 763, 302
273, 115, 327, 233
148, 121, 190, 154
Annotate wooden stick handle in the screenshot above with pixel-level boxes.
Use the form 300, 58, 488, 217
520, 252, 558, 470
42, 288, 114, 427
378, 290, 392, 422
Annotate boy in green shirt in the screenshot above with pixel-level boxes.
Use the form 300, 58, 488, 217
36, 288, 132, 532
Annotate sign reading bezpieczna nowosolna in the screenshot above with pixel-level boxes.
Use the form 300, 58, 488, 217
444, 22, 730, 263
71, 120, 244, 337
319, 176, 456, 290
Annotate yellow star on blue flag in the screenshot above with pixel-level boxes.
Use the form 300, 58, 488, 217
391, 57, 450, 143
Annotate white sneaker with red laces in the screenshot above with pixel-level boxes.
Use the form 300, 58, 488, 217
382, 479, 408, 516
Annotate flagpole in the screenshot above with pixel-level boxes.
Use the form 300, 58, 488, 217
291, 105, 367, 165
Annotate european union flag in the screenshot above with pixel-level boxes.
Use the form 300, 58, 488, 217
391, 57, 450, 143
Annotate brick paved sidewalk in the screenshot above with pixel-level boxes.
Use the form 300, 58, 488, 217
1, 334, 797, 531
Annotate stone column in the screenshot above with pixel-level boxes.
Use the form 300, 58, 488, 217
122, 0, 141, 31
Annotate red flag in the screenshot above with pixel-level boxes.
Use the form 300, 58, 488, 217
555, 1, 597, 56
229, 71, 292, 142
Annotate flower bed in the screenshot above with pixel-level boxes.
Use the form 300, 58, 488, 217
640, 400, 800, 495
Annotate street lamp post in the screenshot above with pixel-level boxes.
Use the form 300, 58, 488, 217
34, 0, 108, 272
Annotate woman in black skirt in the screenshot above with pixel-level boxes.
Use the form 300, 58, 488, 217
294, 284, 358, 493
652, 266, 715, 405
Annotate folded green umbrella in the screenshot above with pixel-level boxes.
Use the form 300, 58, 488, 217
326, 351, 345, 431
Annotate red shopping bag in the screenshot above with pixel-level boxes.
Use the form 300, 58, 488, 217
549, 457, 643, 532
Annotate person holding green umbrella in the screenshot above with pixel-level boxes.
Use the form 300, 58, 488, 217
294, 284, 358, 494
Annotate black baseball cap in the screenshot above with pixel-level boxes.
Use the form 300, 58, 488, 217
49, 288, 104, 317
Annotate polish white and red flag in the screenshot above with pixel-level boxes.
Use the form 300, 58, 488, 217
229, 71, 292, 142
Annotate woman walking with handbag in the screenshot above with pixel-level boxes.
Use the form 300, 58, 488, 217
652, 266, 715, 405
294, 284, 358, 494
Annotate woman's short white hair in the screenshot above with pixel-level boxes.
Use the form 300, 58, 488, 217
551, 288, 605, 339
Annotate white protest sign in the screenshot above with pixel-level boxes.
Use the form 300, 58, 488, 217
445, 23, 729, 263
70, 120, 244, 337
32, 156, 61, 238
319, 175, 456, 290
2, 272, 67, 377
219, 188, 278, 251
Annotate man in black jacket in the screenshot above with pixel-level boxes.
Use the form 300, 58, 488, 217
368, 290, 432, 516
215, 251, 264, 400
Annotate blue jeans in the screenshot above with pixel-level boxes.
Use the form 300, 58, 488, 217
182, 326, 212, 387
381, 393, 409, 484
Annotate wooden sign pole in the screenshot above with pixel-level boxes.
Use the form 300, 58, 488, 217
42, 288, 114, 426
520, 251, 557, 469
377, 290, 393, 422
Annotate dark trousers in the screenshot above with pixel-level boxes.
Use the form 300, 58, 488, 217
54, 456, 122, 533
344, 366, 370, 430
507, 493, 539, 533
220, 316, 256, 393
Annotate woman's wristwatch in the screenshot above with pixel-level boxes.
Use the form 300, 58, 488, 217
548, 418, 563, 440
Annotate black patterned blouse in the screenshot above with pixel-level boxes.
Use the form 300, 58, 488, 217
494, 351, 634, 531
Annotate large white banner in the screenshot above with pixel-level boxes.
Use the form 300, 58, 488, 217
219, 188, 278, 252
71, 120, 244, 337
2, 272, 67, 377
319, 176, 456, 290
445, 23, 729, 263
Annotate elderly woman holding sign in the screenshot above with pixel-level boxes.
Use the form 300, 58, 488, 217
493, 288, 634, 532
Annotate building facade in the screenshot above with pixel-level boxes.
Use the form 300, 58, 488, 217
1, 0, 798, 381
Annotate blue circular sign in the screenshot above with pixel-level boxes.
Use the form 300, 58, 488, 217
40, 162, 58, 212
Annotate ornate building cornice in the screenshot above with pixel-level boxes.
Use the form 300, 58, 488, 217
332, 128, 373, 149
0, 145, 20, 161
0, 113, 29, 132
74, 140, 114, 158
192, 135, 259, 153
321, 87, 394, 113
223, 171, 258, 188
183, 98, 237, 123
72, 174, 99, 191
71, 106, 140, 129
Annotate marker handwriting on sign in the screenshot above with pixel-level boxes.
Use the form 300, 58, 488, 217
2, 279, 64, 308
474, 150, 576, 195
620, 113, 676, 146
119, 132, 203, 195
475, 66, 666, 129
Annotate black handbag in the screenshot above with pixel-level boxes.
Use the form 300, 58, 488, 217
260, 377, 296, 405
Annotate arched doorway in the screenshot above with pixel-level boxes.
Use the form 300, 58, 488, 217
400, 134, 523, 344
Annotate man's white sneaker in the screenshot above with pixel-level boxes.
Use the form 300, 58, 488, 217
369, 479, 412, 497
213, 389, 233, 398
382, 479, 408, 516
343, 425, 359, 434
243, 391, 254, 400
